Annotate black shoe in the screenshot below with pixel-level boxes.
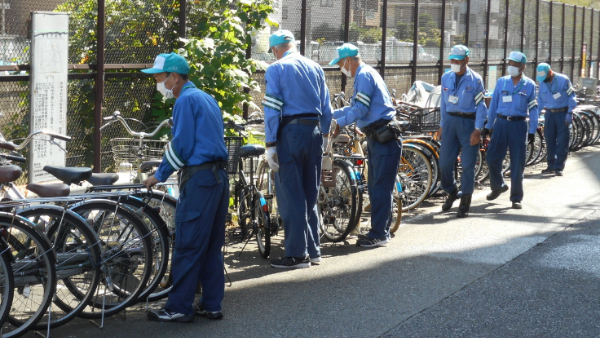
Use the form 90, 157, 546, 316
555, 170, 563, 176
541, 167, 554, 174
486, 185, 509, 201
270, 256, 310, 269
442, 190, 459, 212
512, 201, 522, 209
356, 237, 389, 248
457, 194, 472, 218
147, 308, 195, 322
195, 304, 223, 320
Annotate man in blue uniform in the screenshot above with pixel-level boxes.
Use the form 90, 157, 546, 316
330, 43, 401, 247
143, 52, 229, 322
438, 45, 487, 218
536, 63, 577, 176
264, 30, 333, 269
485, 51, 539, 209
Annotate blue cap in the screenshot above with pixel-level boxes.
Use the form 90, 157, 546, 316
329, 43, 360, 66
449, 45, 470, 60
269, 30, 295, 48
536, 63, 551, 81
141, 52, 190, 74
507, 51, 527, 64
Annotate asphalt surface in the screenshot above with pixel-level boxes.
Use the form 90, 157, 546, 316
25, 144, 600, 338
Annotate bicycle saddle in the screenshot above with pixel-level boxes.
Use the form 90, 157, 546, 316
26, 183, 70, 198
139, 160, 161, 172
239, 144, 265, 158
43, 166, 92, 185
87, 173, 119, 186
0, 165, 22, 183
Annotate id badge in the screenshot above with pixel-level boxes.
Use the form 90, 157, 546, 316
449, 95, 459, 104
553, 92, 561, 100
502, 95, 513, 103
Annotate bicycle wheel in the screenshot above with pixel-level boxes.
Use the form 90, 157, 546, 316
0, 244, 14, 330
254, 192, 271, 258
17, 206, 102, 330
2, 213, 56, 338
135, 191, 176, 302
256, 160, 281, 236
318, 160, 358, 242
70, 200, 153, 319
389, 176, 403, 234
399, 144, 433, 211
111, 196, 170, 302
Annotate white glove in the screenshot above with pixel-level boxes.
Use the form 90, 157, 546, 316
266, 147, 279, 171
322, 136, 329, 154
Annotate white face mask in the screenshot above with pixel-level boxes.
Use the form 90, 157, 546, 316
157, 73, 175, 99
507, 65, 521, 77
340, 59, 352, 77
451, 63, 462, 73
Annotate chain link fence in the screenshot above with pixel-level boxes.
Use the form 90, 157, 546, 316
2, 0, 600, 181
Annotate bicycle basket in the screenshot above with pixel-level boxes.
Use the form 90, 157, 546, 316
110, 138, 168, 165
407, 108, 441, 133
225, 136, 243, 176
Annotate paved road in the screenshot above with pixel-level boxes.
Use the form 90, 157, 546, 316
34, 144, 600, 338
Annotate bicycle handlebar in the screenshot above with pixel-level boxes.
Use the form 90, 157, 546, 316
101, 111, 172, 137
11, 130, 71, 151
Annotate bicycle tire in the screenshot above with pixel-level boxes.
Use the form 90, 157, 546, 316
17, 206, 102, 330
389, 176, 403, 234
319, 160, 358, 242
69, 200, 153, 319
256, 160, 281, 236
400, 144, 433, 211
254, 192, 271, 258
0, 243, 14, 330
2, 213, 56, 338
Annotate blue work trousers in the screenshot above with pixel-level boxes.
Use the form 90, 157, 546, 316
486, 118, 527, 202
439, 115, 479, 195
275, 123, 322, 259
366, 137, 402, 240
544, 111, 570, 171
165, 168, 229, 316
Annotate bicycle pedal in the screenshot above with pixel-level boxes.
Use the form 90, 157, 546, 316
263, 194, 274, 199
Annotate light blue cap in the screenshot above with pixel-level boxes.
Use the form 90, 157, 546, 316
269, 30, 295, 48
536, 63, 551, 81
507, 51, 527, 64
141, 52, 190, 74
449, 45, 470, 60
329, 43, 360, 66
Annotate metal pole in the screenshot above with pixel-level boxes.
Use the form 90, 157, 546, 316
589, 9, 594, 76
483, 0, 491, 85
438, 0, 446, 84
380, 0, 387, 79
178, 0, 186, 48
342, 0, 351, 93
581, 7, 586, 77
411, 0, 419, 84
94, 0, 106, 173
300, 0, 307, 55
549, 1, 553, 63
598, 10, 600, 77
502, 0, 509, 75
534, 0, 539, 78
571, 5, 576, 80
465, 0, 470, 45
520, 0, 525, 51
561, 3, 565, 73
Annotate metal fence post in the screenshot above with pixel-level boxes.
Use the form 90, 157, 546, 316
341, 0, 350, 93
571, 5, 576, 79
549, 1, 553, 63
561, 3, 565, 73
581, 7, 586, 77
534, 0, 539, 78
589, 9, 594, 76
465, 0, 470, 45
502, 0, 509, 74
380, 0, 387, 79
300, 0, 307, 55
520, 0, 525, 51
94, 0, 106, 173
483, 0, 491, 85
438, 0, 446, 84
179, 0, 186, 48
411, 0, 419, 85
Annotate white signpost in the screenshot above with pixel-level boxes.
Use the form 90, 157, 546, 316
29, 12, 69, 183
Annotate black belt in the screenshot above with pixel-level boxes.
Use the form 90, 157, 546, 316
448, 112, 476, 119
549, 107, 568, 113
178, 160, 227, 190
287, 119, 319, 126
362, 118, 392, 135
498, 114, 526, 121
